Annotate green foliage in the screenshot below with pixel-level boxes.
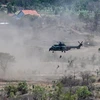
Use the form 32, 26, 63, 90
78, 10, 90, 21
33, 85, 47, 100
89, 76, 96, 83
0, 0, 75, 12
75, 0, 96, 11
7, 2, 13, 13
48, 82, 78, 100
75, 0, 100, 31
3, 81, 94, 100
76, 86, 91, 99
0, 0, 8, 4
60, 93, 77, 100
13, 6, 17, 13
5, 85, 17, 98
17, 82, 28, 94
48, 82, 63, 100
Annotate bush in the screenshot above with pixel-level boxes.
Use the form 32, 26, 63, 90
60, 92, 77, 100
78, 10, 90, 21
17, 82, 28, 94
33, 85, 47, 100
90, 76, 96, 83
76, 86, 91, 99
59, 76, 81, 87
5, 85, 17, 98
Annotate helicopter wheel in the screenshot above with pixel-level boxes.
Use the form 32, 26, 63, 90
52, 51, 54, 53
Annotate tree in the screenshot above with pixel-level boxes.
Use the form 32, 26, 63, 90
75, 0, 100, 31
13, 6, 17, 13
7, 2, 13, 13
0, 52, 15, 74
0, 0, 8, 4
87, 1, 100, 31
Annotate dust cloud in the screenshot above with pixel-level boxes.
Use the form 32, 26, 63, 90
0, 12, 99, 82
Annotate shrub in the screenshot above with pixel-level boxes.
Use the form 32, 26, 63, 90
59, 76, 80, 87
5, 85, 17, 98
33, 85, 47, 100
76, 86, 91, 99
17, 82, 28, 94
60, 92, 77, 100
89, 76, 96, 83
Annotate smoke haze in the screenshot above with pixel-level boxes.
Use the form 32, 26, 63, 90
0, 12, 99, 81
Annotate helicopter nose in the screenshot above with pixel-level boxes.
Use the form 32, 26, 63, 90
49, 48, 51, 51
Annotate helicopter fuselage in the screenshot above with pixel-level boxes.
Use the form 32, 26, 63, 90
49, 45, 69, 53
49, 41, 83, 53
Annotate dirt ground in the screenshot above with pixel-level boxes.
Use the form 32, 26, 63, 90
0, 15, 100, 82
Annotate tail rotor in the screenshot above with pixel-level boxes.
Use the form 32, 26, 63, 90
78, 41, 83, 49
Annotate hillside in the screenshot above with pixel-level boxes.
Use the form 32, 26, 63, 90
0, 0, 100, 100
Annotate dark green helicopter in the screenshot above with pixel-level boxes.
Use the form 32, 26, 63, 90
49, 41, 83, 53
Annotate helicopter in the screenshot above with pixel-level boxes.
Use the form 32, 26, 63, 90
49, 41, 83, 53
